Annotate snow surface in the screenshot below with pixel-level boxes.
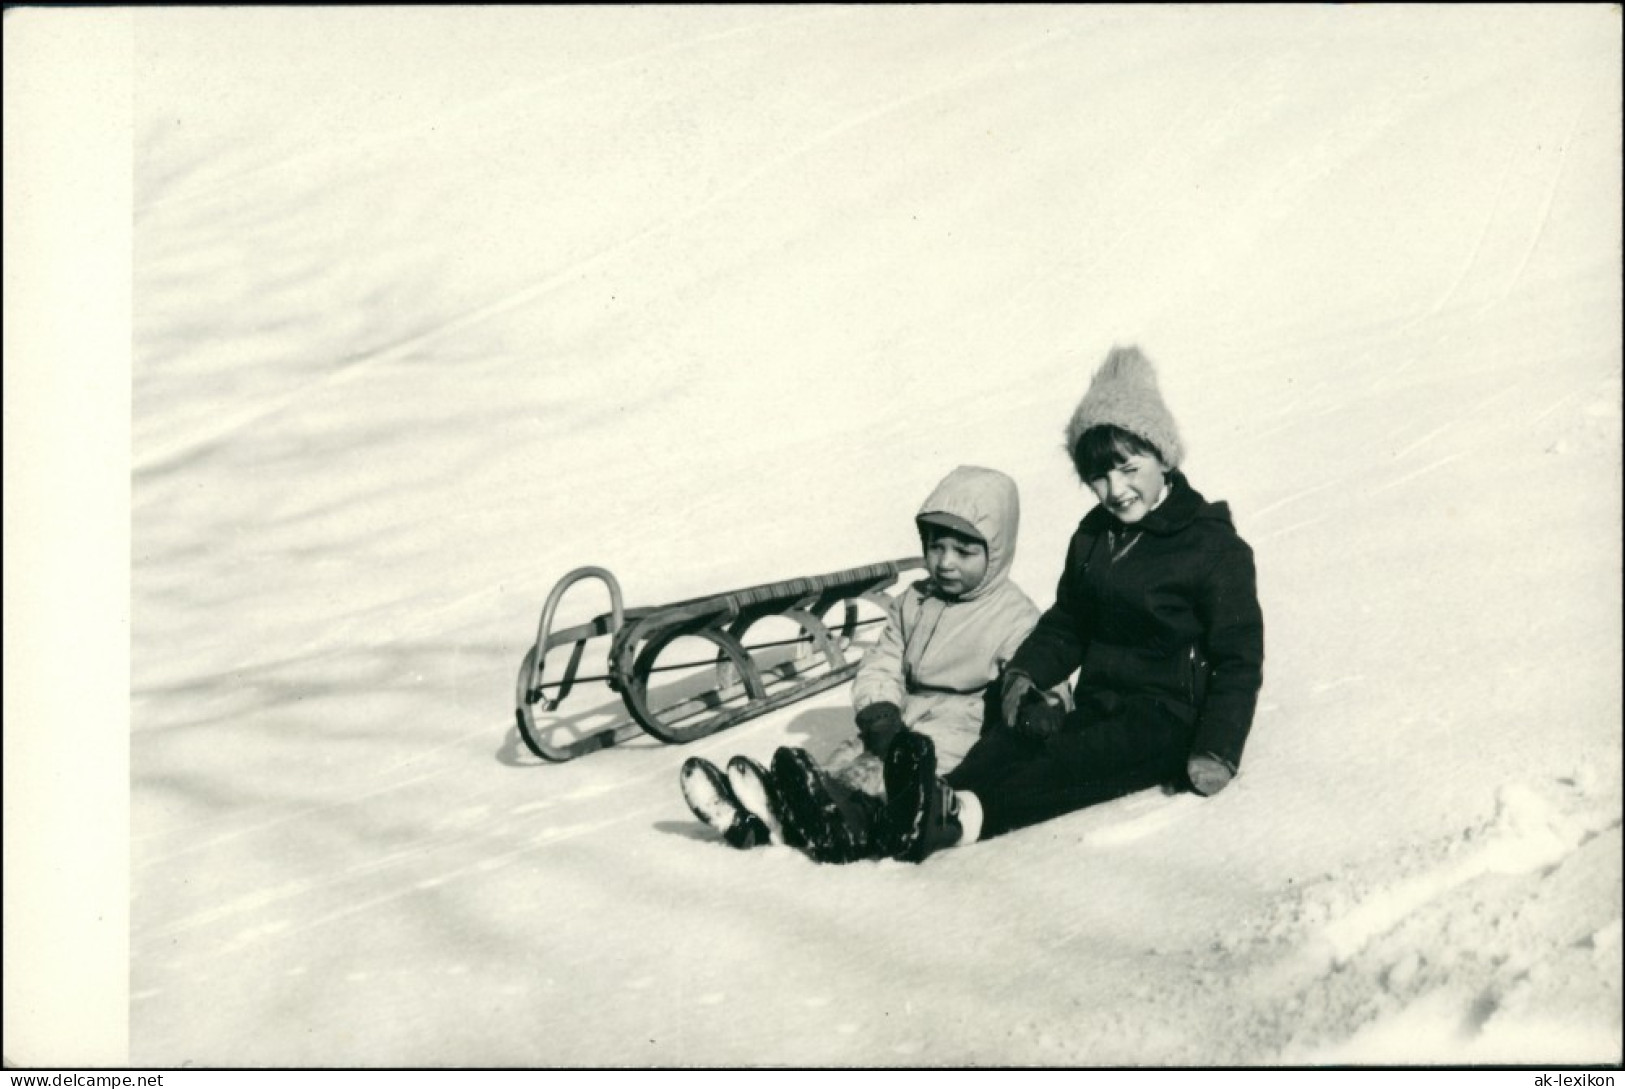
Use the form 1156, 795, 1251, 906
19, 4, 1625, 1070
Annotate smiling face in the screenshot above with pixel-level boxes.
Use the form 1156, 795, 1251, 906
1085, 450, 1169, 525
922, 527, 989, 600
1073, 426, 1172, 526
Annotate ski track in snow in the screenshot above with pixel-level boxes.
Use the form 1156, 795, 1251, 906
138, 781, 672, 945
1497, 100, 1589, 305
134, 720, 674, 870
135, 8, 843, 219
256, 802, 673, 947
134, 11, 1099, 482
1365, 451, 1465, 497
1408, 74, 1551, 327
1251, 356, 1597, 529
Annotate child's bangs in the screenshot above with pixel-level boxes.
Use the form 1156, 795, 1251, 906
1071, 425, 1162, 479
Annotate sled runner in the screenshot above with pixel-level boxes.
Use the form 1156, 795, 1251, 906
515, 558, 925, 762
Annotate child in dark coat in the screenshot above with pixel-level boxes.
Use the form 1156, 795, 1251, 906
886, 346, 1266, 862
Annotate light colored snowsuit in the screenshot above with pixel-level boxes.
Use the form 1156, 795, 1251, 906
825, 465, 1041, 796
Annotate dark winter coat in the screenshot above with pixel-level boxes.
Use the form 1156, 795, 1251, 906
1006, 472, 1264, 770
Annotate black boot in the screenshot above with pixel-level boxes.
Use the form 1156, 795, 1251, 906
680, 756, 771, 850
770, 747, 869, 863
883, 731, 962, 863
819, 775, 887, 862
726, 755, 789, 847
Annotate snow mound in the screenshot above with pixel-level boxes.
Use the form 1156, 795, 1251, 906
1198, 774, 1623, 1064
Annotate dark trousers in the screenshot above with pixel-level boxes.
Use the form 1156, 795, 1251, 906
945, 696, 1193, 839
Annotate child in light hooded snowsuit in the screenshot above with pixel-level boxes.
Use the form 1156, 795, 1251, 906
883, 347, 1266, 864
680, 465, 1042, 862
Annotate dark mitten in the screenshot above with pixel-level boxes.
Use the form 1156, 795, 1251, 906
1016, 690, 1065, 739
855, 701, 905, 757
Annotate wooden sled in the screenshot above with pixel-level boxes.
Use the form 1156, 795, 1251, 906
514, 558, 924, 762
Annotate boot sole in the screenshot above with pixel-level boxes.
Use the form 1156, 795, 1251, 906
680, 757, 757, 847
726, 756, 786, 844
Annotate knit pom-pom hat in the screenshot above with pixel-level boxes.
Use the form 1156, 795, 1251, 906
1063, 345, 1184, 475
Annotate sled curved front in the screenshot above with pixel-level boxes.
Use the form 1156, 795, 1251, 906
514, 566, 650, 762
514, 557, 922, 762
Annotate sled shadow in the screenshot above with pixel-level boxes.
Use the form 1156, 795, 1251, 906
495, 724, 530, 767
496, 696, 856, 769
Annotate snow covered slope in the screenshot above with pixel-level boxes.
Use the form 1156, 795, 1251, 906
111, 4, 1625, 1067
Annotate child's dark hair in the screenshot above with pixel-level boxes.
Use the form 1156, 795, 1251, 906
1071, 424, 1165, 480
917, 519, 986, 552
923, 525, 985, 547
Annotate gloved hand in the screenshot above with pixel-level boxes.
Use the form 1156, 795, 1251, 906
1015, 692, 1064, 739
854, 702, 905, 758
999, 671, 1035, 732
1187, 753, 1235, 796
